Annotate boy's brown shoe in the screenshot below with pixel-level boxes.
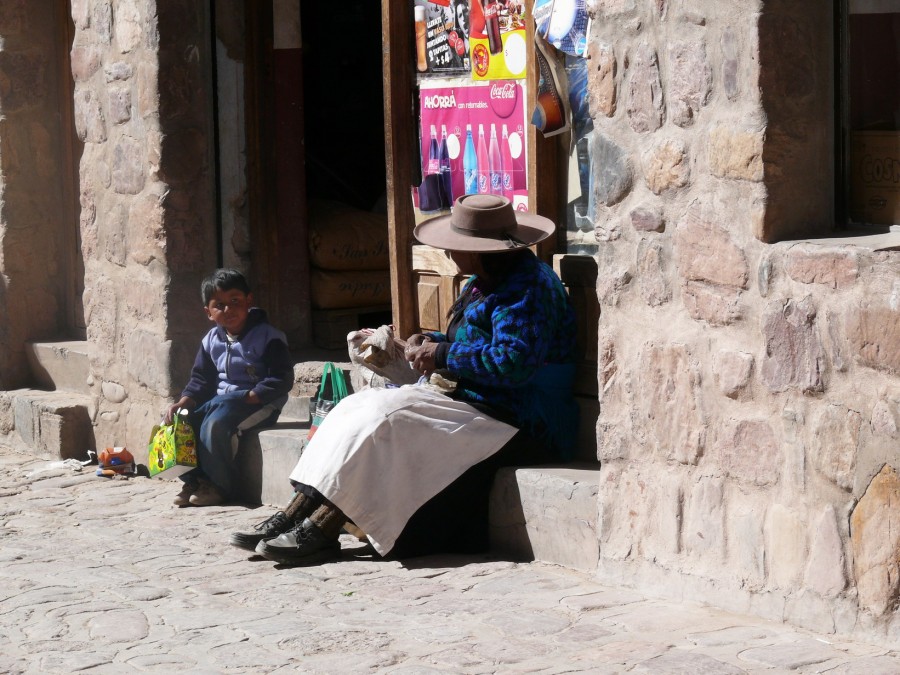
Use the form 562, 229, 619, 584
173, 482, 196, 507
189, 480, 226, 507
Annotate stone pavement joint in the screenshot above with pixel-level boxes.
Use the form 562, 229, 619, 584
0, 447, 898, 674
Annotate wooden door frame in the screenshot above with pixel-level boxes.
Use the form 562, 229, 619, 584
381, 0, 563, 337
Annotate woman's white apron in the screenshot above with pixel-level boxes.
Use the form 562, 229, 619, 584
289, 386, 517, 555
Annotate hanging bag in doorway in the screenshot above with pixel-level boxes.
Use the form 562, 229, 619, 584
308, 362, 349, 440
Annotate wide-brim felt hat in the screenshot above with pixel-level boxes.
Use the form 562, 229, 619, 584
414, 194, 556, 253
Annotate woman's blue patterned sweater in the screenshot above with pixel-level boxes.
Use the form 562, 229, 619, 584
428, 249, 579, 458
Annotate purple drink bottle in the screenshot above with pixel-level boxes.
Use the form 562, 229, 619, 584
439, 124, 452, 207
427, 125, 440, 176
501, 124, 514, 199
476, 124, 490, 194
488, 123, 503, 195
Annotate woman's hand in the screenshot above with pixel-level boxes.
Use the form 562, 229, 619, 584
406, 340, 439, 376
404, 333, 433, 348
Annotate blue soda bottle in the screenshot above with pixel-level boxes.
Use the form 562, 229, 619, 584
463, 124, 478, 195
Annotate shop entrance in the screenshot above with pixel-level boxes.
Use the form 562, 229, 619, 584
214, 1, 391, 350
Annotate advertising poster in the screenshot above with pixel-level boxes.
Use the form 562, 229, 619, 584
533, 0, 590, 58
415, 81, 529, 219
468, 0, 528, 81
414, 0, 472, 76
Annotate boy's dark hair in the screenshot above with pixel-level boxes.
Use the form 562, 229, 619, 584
201, 268, 252, 304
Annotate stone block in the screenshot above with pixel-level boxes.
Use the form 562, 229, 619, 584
109, 86, 132, 124
10, 390, 95, 460
667, 41, 711, 127
489, 465, 600, 571
709, 126, 764, 182
590, 0, 636, 17
26, 341, 94, 395
683, 477, 725, 562
675, 200, 749, 289
872, 395, 899, 438
803, 505, 847, 598
761, 297, 825, 394
714, 350, 753, 398
721, 28, 739, 100
636, 343, 704, 465
125, 330, 172, 394
626, 42, 664, 133
112, 136, 145, 194
630, 207, 664, 233
235, 418, 309, 507
73, 87, 107, 143
588, 42, 617, 117
682, 281, 743, 325
716, 418, 780, 486
590, 132, 632, 207
70, 44, 101, 82
597, 267, 631, 306
114, 0, 143, 53
637, 239, 670, 307
811, 404, 861, 491
851, 465, 900, 616
848, 308, 900, 375
92, 0, 112, 44
642, 139, 689, 194
784, 245, 859, 289
766, 504, 807, 590
726, 487, 767, 588
104, 61, 134, 82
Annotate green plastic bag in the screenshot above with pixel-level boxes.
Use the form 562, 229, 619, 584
308, 362, 349, 440
147, 411, 198, 477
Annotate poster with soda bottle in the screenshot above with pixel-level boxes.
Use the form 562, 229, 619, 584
413, 0, 472, 76
468, 0, 529, 81
414, 81, 529, 221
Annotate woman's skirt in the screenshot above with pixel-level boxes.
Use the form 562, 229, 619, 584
289, 386, 517, 555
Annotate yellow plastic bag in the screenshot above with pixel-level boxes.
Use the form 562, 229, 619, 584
147, 412, 197, 477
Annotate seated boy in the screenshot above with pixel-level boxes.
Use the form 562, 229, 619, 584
165, 268, 294, 507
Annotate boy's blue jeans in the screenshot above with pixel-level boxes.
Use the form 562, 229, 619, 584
181, 391, 282, 499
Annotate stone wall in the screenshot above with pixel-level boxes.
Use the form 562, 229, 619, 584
586, 0, 900, 643
71, 0, 216, 453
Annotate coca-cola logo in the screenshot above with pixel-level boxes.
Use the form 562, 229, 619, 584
423, 92, 457, 110
490, 83, 516, 100
489, 82, 518, 118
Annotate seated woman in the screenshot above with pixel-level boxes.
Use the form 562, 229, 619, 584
229, 194, 579, 565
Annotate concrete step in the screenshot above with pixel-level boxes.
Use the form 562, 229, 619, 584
0, 388, 96, 460
26, 341, 93, 395
235, 414, 310, 507
489, 464, 601, 571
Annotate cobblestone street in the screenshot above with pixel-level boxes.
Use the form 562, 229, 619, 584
1, 447, 898, 674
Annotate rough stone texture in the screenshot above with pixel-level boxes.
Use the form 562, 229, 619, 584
784, 246, 859, 289
721, 28, 739, 100
716, 419, 780, 486
714, 350, 753, 398
114, 0, 143, 53
761, 297, 825, 394
109, 87, 133, 124
588, 43, 617, 118
681, 281, 743, 326
683, 477, 725, 561
675, 201, 749, 289
626, 43, 664, 133
597, 267, 631, 306
112, 136, 145, 194
642, 139, 689, 194
637, 240, 670, 307
636, 344, 704, 465
851, 465, 900, 616
766, 504, 808, 590
667, 41, 711, 127
811, 404, 861, 491
630, 207, 664, 233
74, 87, 107, 143
848, 308, 900, 375
803, 505, 847, 598
590, 132, 632, 206
709, 126, 764, 182
726, 488, 767, 587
